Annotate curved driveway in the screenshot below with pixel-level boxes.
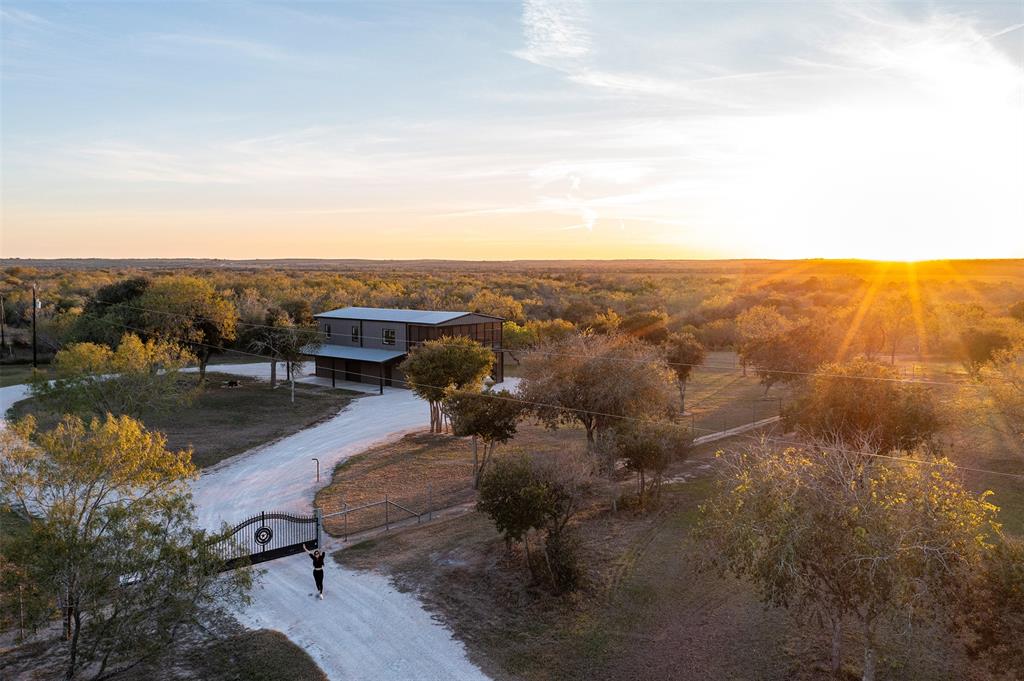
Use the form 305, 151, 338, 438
3, 365, 490, 681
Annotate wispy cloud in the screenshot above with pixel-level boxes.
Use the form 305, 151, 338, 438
148, 33, 299, 62
0, 7, 54, 28
5, 0, 1022, 258
513, 0, 590, 67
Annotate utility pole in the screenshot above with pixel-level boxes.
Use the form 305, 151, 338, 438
0, 293, 6, 358
31, 284, 38, 368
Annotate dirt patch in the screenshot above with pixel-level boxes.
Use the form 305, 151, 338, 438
315, 420, 589, 537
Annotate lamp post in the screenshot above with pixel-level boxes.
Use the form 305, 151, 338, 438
312, 457, 320, 482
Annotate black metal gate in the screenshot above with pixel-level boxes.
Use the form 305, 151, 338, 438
215, 510, 320, 571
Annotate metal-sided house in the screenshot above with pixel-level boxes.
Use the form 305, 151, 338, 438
302, 306, 504, 389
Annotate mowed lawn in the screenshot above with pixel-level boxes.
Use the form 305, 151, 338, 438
7, 372, 359, 468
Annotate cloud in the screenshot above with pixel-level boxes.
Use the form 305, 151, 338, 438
0, 7, 54, 28
149, 33, 298, 62
513, 0, 590, 67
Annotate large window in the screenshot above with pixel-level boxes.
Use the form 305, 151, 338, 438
382, 328, 396, 345
351, 325, 360, 343
325, 323, 332, 339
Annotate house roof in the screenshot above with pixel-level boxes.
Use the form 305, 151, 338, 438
313, 306, 501, 324
300, 344, 407, 363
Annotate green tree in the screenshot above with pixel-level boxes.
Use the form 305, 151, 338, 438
444, 389, 523, 487
468, 290, 524, 323
476, 454, 548, 574
959, 325, 1013, 375
71, 277, 151, 346
587, 309, 622, 335
477, 451, 590, 591
137, 276, 238, 382
965, 343, 1024, 454
612, 419, 691, 508
30, 333, 195, 419
248, 314, 321, 403
280, 299, 314, 326
958, 534, 1024, 675
502, 319, 575, 365
664, 332, 706, 414
783, 357, 941, 452
0, 415, 250, 680
697, 440, 999, 681
619, 310, 669, 344
739, 311, 833, 392
519, 332, 677, 460
735, 305, 789, 379
696, 318, 738, 351
399, 335, 495, 433
876, 293, 916, 364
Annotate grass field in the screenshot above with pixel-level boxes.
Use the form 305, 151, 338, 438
0, 363, 53, 388
0, 621, 327, 681
315, 421, 587, 537
7, 372, 359, 468
335, 437, 984, 681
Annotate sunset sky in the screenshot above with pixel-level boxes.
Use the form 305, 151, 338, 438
2, 1, 1023, 261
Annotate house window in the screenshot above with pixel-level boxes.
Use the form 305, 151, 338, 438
382, 328, 396, 345
325, 323, 332, 339
351, 325, 360, 343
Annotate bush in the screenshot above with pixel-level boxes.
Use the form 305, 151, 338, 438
477, 451, 591, 592
542, 529, 584, 593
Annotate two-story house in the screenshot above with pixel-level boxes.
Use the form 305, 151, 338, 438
301, 306, 504, 388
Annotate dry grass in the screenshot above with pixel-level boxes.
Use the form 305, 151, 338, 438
7, 372, 359, 468
179, 628, 327, 681
315, 420, 588, 537
334, 430, 992, 681
0, 626, 327, 681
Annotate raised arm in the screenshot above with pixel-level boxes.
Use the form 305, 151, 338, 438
302, 543, 312, 555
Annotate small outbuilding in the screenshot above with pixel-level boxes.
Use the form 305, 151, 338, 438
301, 306, 504, 388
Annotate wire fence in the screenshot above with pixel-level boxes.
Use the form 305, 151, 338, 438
318, 477, 476, 540
690, 397, 786, 437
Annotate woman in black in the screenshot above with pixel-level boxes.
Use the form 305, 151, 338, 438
302, 544, 326, 599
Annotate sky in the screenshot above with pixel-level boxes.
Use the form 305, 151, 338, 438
2, 0, 1023, 261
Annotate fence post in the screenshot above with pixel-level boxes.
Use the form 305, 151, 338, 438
385, 493, 389, 531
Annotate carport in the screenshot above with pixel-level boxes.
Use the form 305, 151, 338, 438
301, 344, 407, 393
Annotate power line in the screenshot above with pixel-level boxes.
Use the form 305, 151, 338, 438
67, 310, 1024, 482
83, 297, 1000, 388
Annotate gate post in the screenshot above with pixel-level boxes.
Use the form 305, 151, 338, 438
315, 508, 322, 549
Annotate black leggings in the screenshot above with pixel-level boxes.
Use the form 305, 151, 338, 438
313, 569, 324, 593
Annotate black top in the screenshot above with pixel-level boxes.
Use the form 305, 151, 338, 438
310, 552, 325, 569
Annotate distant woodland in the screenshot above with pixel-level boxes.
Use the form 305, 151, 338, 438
3, 258, 1022, 372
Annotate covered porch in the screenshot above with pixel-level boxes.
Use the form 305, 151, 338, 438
301, 345, 408, 393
